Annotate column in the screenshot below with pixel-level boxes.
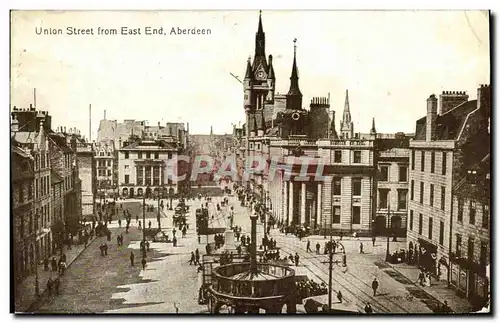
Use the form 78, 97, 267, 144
151, 166, 154, 187
288, 182, 294, 226
317, 183, 322, 229
300, 183, 306, 225
142, 166, 146, 187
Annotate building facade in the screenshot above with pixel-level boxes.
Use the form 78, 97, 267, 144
407, 85, 491, 288
95, 140, 116, 200
118, 134, 181, 199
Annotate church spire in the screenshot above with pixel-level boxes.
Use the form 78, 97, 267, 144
287, 38, 302, 98
341, 89, 354, 138
370, 117, 377, 135
286, 39, 303, 110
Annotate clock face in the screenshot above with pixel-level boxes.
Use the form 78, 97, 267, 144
257, 71, 265, 79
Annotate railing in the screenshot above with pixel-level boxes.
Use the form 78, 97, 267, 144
211, 263, 295, 299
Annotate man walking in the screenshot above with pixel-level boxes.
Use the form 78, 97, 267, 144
189, 252, 196, 265
294, 253, 300, 267
130, 252, 135, 266
360, 242, 364, 254
316, 242, 321, 255
306, 240, 312, 253
142, 257, 147, 271
372, 236, 376, 247
195, 249, 200, 265
371, 278, 379, 296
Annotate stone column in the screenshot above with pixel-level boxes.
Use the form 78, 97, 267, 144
142, 166, 146, 186
317, 183, 322, 230
300, 183, 306, 225
288, 181, 294, 226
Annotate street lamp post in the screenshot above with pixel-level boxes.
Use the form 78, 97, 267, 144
157, 191, 161, 230
385, 208, 392, 262
249, 211, 258, 275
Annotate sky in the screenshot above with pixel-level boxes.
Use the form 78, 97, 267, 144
10, 10, 490, 138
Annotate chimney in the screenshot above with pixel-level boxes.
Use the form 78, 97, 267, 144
30, 103, 34, 111
477, 84, 491, 119
426, 94, 438, 141
329, 110, 338, 139
439, 90, 469, 115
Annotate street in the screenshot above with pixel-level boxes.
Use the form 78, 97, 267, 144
34, 193, 464, 314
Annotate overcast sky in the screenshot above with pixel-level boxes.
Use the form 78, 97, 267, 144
10, 10, 489, 138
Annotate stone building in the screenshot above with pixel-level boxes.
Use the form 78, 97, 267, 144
11, 109, 53, 276
118, 133, 181, 199
407, 85, 491, 285
12, 144, 35, 282
240, 12, 413, 236
75, 139, 95, 221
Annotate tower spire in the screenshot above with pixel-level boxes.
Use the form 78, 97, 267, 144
254, 10, 266, 59
287, 38, 302, 97
370, 117, 377, 135
341, 89, 354, 138
245, 56, 252, 79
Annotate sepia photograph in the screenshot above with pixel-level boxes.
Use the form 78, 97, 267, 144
9, 9, 491, 314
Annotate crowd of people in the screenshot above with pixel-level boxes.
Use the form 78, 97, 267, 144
296, 279, 328, 301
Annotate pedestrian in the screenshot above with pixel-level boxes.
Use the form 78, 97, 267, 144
59, 261, 66, 275
417, 270, 425, 286
130, 252, 135, 266
104, 243, 108, 256
142, 257, 147, 271
189, 252, 195, 265
117, 235, 121, 246
371, 278, 379, 296
198, 235, 201, 244
173, 236, 177, 247
195, 249, 200, 265
138, 221, 142, 230
44, 257, 49, 271
47, 277, 53, 296
316, 242, 321, 255
51, 257, 57, 271
337, 290, 343, 303
148, 220, 152, 229
364, 303, 373, 313
54, 277, 61, 295
136, 215, 139, 223
146, 240, 150, 251
294, 253, 300, 267
360, 242, 364, 254
118, 219, 122, 227
182, 226, 187, 238
372, 236, 376, 247
306, 240, 312, 252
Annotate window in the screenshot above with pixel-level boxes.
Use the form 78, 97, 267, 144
124, 175, 129, 184
352, 206, 360, 224
439, 221, 444, 245
138, 152, 143, 159
154, 152, 159, 159
457, 197, 464, 223
353, 178, 362, 196
420, 182, 424, 204
418, 213, 423, 235
411, 151, 415, 170
430, 152, 435, 173
334, 150, 342, 163
480, 242, 487, 266
35, 179, 39, 199
442, 152, 447, 175
398, 190, 407, 210
28, 183, 32, 200
146, 153, 151, 159
125, 152, 129, 159
124, 165, 129, 169
333, 178, 341, 195
136, 167, 143, 185
145, 166, 152, 185
153, 166, 160, 186
409, 210, 414, 231
441, 186, 446, 211
107, 170, 111, 177
380, 166, 389, 181
168, 152, 172, 159
333, 206, 341, 223
411, 180, 414, 200
421, 151, 425, 172
428, 217, 433, 240
469, 200, 476, 224
107, 160, 111, 166
256, 144, 261, 150
429, 184, 434, 207
468, 237, 474, 260
483, 204, 489, 229
399, 165, 408, 182
379, 189, 389, 209
353, 151, 361, 163
456, 234, 462, 256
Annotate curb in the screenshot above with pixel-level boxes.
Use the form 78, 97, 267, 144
23, 236, 98, 313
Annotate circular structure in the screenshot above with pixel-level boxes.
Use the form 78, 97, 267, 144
208, 262, 296, 313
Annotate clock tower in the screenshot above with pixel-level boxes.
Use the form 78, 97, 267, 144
243, 11, 276, 138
